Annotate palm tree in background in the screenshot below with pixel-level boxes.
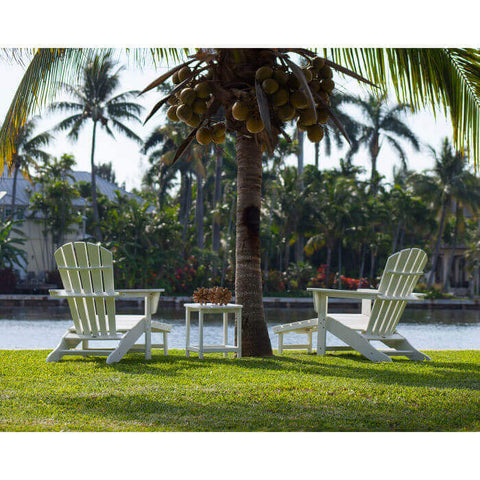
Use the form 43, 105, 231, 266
413, 138, 480, 288
49, 56, 144, 240
2, 48, 480, 357
341, 93, 420, 195
6, 116, 51, 215
142, 122, 205, 249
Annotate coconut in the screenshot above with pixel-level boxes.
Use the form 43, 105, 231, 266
232, 101, 250, 121
290, 90, 309, 110
262, 78, 279, 95
196, 127, 212, 145
277, 103, 296, 122
246, 116, 265, 134
212, 122, 226, 141
179, 88, 196, 105
321, 79, 335, 94
272, 89, 289, 107
166, 105, 179, 122
273, 69, 289, 85
178, 66, 192, 83
319, 65, 333, 79
312, 57, 326, 71
299, 108, 317, 126
186, 113, 201, 128
317, 108, 329, 124
192, 98, 208, 115
255, 66, 273, 82
194, 81, 212, 99
176, 104, 193, 123
301, 68, 313, 83
307, 124, 324, 142
309, 80, 321, 93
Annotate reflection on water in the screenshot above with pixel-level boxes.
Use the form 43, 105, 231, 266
0, 306, 480, 350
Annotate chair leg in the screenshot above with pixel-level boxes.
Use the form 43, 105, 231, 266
327, 318, 392, 362
163, 332, 168, 355
107, 321, 145, 364
278, 333, 283, 355
307, 331, 313, 354
46, 335, 81, 363
383, 337, 431, 361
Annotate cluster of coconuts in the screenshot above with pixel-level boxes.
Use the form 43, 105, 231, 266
231, 56, 334, 143
166, 65, 226, 146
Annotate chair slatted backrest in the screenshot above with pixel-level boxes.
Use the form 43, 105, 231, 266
367, 248, 427, 336
54, 242, 116, 336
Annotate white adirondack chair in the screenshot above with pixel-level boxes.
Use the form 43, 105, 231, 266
273, 248, 431, 362
47, 242, 171, 364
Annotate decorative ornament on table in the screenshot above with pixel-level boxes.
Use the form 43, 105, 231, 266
192, 287, 211, 305
211, 286, 233, 305
192, 286, 233, 305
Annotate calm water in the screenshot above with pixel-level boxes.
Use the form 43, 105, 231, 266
1, 306, 480, 350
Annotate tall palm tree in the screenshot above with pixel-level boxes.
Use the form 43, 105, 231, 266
2, 48, 480, 356
142, 122, 205, 248
6, 116, 51, 215
341, 92, 420, 195
49, 56, 144, 240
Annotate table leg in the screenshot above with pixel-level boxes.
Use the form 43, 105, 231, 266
316, 294, 327, 355
223, 312, 228, 358
199, 310, 204, 360
237, 309, 242, 359
185, 308, 190, 358
145, 294, 152, 360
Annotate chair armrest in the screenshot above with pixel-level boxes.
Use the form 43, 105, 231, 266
49, 289, 119, 298
116, 289, 165, 298
307, 288, 379, 300
116, 289, 165, 314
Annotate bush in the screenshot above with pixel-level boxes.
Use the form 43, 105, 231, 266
0, 268, 17, 293
264, 270, 285, 293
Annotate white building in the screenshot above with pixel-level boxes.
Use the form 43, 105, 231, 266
0, 171, 141, 280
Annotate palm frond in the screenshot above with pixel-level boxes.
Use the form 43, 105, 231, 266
108, 118, 142, 143
326, 48, 480, 165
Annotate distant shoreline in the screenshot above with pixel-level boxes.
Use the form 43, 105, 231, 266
1, 294, 480, 310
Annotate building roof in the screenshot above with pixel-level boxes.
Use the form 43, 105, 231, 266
0, 170, 142, 208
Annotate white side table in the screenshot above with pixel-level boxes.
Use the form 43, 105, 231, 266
184, 303, 242, 359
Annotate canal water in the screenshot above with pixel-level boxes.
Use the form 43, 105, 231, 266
0, 306, 479, 350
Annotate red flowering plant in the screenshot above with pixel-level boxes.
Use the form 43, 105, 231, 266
333, 275, 370, 290
308, 264, 328, 288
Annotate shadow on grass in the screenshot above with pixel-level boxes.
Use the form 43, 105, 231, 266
41, 388, 478, 432
44, 349, 480, 393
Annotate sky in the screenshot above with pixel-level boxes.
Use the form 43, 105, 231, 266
0, 53, 456, 191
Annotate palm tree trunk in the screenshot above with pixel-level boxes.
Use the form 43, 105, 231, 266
235, 133, 272, 357
326, 245, 332, 288
427, 200, 448, 288
314, 141, 320, 169
221, 190, 236, 287
369, 246, 376, 282
182, 173, 192, 245
338, 241, 342, 289
443, 203, 460, 292
195, 173, 204, 249
359, 243, 366, 282
263, 184, 277, 289
9, 161, 19, 219
212, 145, 223, 253
90, 120, 102, 241
392, 220, 403, 253
296, 129, 305, 261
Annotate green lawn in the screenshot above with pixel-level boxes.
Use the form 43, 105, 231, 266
1, 349, 479, 431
